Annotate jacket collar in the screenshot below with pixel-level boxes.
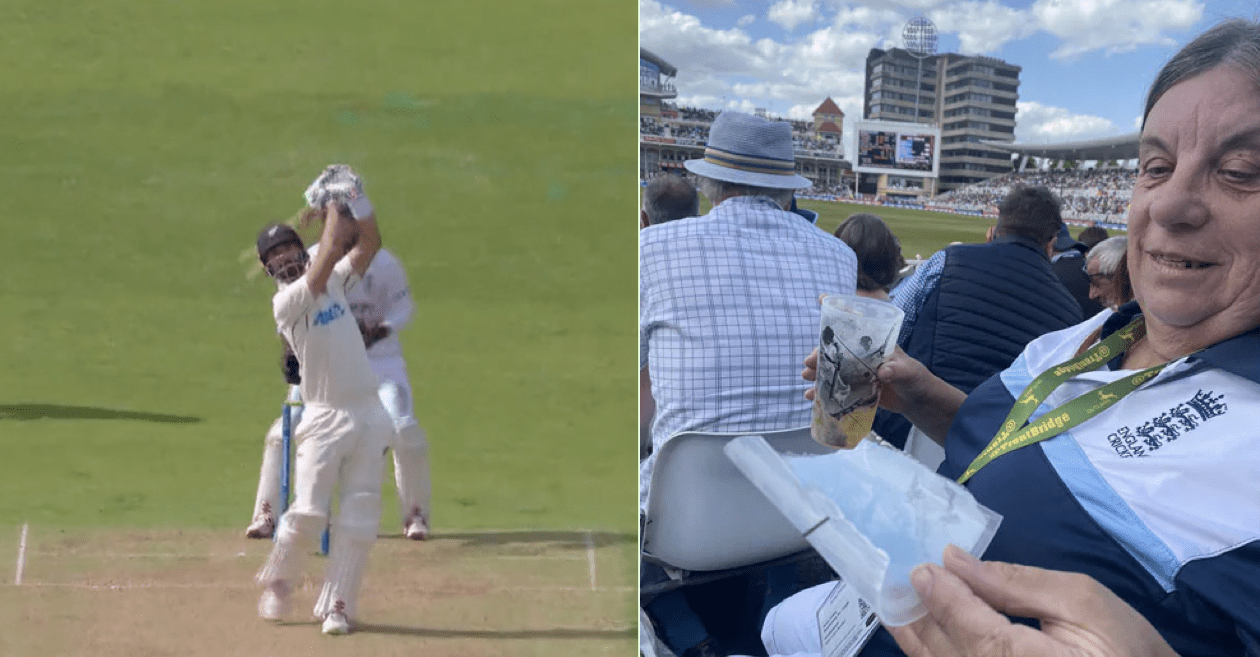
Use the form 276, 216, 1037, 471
1101, 301, 1260, 384
991, 233, 1050, 261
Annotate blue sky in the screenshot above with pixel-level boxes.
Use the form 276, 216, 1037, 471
640, 0, 1260, 157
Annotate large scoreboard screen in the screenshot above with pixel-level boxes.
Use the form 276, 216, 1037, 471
854, 122, 941, 177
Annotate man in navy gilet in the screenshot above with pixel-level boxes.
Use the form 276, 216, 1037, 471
873, 185, 1083, 449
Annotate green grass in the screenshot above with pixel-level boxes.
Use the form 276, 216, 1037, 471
683, 195, 1000, 259
798, 200, 995, 260
0, 0, 637, 533
798, 199, 1127, 260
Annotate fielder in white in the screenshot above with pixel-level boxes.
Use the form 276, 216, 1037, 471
254, 168, 391, 636
246, 241, 432, 541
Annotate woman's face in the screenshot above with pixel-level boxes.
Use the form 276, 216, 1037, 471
1129, 65, 1260, 341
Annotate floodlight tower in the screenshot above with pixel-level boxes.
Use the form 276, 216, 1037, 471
902, 16, 938, 124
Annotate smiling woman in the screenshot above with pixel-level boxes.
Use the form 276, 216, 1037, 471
1129, 65, 1260, 364
764, 18, 1260, 657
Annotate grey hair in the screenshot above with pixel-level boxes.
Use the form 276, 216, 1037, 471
642, 175, 700, 225
1086, 236, 1128, 275
1143, 19, 1260, 129
695, 176, 794, 210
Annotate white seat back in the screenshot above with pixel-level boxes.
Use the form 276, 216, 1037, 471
642, 426, 833, 572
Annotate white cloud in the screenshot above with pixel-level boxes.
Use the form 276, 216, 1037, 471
640, 0, 880, 123
736, 14, 756, 26
1030, 0, 1202, 60
829, 4, 906, 33
768, 0, 818, 31
929, 1, 1034, 53
786, 102, 819, 120
1133, 115, 1143, 130
1015, 101, 1120, 142
639, 1, 760, 77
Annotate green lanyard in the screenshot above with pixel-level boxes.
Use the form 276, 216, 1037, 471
957, 317, 1170, 484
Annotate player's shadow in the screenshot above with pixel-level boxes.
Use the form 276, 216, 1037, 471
354, 624, 636, 639
0, 404, 203, 424
388, 529, 634, 549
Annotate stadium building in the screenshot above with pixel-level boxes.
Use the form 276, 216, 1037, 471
640, 48, 676, 118
864, 47, 1020, 193
639, 49, 851, 188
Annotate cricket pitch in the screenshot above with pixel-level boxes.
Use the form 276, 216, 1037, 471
0, 525, 636, 656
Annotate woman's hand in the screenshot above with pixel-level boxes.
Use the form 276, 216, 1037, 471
889, 545, 1179, 657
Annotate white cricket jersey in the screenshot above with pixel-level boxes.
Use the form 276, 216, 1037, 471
273, 258, 380, 406
308, 244, 414, 360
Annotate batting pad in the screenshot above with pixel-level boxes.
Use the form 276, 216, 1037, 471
392, 440, 431, 524
333, 491, 381, 542
377, 381, 418, 433
256, 512, 325, 585
253, 419, 285, 519
313, 533, 374, 620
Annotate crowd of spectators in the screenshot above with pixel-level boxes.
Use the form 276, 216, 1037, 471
793, 135, 839, 154
640, 116, 667, 136
932, 168, 1136, 223
641, 115, 709, 143
800, 183, 853, 198
674, 105, 718, 122
641, 79, 676, 94
644, 107, 842, 156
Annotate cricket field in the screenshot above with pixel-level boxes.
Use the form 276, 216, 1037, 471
0, 1, 637, 655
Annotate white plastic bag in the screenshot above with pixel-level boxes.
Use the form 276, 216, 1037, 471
724, 436, 1002, 626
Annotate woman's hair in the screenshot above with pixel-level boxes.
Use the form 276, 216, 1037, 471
1144, 19, 1260, 128
1112, 247, 1135, 306
834, 213, 904, 292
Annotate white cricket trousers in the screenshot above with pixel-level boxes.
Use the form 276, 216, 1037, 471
253, 367, 431, 529
257, 394, 392, 621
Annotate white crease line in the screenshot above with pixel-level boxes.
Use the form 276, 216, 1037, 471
15, 523, 28, 586
27, 551, 583, 561
9, 581, 633, 594
491, 555, 586, 561
28, 552, 250, 559
585, 531, 597, 591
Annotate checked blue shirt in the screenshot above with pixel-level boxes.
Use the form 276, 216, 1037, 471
889, 250, 946, 347
639, 195, 857, 509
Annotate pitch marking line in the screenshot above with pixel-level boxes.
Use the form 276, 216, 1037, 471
585, 531, 597, 591
26, 551, 584, 561
13, 525, 626, 591
14, 522, 28, 586
10, 581, 633, 594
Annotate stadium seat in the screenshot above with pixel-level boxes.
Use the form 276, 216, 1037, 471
640, 426, 835, 598
904, 425, 946, 472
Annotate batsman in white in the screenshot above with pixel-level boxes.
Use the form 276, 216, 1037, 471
254, 166, 392, 635
246, 240, 433, 541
